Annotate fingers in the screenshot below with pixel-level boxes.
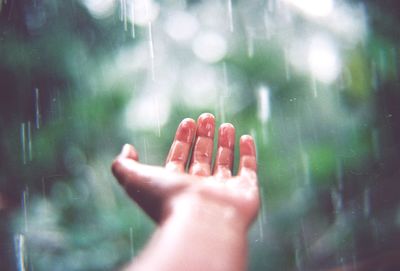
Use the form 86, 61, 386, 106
165, 118, 196, 172
238, 135, 257, 178
120, 144, 139, 161
213, 123, 235, 178
189, 113, 215, 176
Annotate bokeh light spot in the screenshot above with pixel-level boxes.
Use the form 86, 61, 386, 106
308, 36, 341, 83
192, 31, 227, 63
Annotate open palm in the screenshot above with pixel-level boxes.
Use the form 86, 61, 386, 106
112, 113, 259, 228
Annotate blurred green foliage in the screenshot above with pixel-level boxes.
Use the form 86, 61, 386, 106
1, 0, 400, 270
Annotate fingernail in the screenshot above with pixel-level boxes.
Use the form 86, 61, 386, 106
197, 113, 215, 138
219, 123, 235, 149
176, 118, 196, 143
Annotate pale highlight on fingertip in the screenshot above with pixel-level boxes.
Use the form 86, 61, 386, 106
121, 144, 132, 156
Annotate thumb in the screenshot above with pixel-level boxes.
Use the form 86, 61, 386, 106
120, 144, 139, 161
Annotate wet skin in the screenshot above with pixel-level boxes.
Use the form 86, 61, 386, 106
112, 113, 259, 271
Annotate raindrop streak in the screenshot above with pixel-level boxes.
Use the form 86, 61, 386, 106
143, 138, 148, 163
153, 96, 161, 137
123, 0, 128, 31
218, 96, 226, 124
371, 129, 381, 160
257, 86, 270, 124
363, 188, 371, 218
222, 62, 230, 97
311, 75, 318, 97
257, 215, 264, 240
41, 177, 46, 202
129, 227, 134, 257
120, 0, 124, 20
22, 189, 29, 233
227, 0, 233, 32
293, 236, 304, 271
218, 63, 229, 123
21, 123, 26, 164
331, 188, 343, 218
15, 234, 26, 271
283, 47, 291, 81
336, 159, 343, 191
27, 121, 32, 161
130, 0, 135, 38
148, 23, 155, 80
301, 150, 310, 185
146, 2, 155, 81
35, 88, 41, 129
267, 0, 275, 13
263, 11, 272, 40
257, 86, 270, 143
246, 28, 254, 58
257, 186, 267, 241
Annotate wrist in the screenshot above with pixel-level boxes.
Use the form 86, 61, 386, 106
166, 192, 249, 234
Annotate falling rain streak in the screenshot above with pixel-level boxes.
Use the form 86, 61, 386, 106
283, 47, 291, 81
153, 96, 161, 137
148, 20, 155, 80
218, 96, 226, 124
218, 62, 230, 123
130, 227, 134, 257
3, 1, 397, 270
27, 122, 32, 161
124, 0, 128, 31
143, 137, 148, 163
227, 0, 233, 32
311, 75, 318, 97
20, 122, 33, 164
246, 28, 254, 58
35, 88, 41, 129
22, 188, 29, 233
15, 234, 27, 271
21, 123, 26, 164
120, 0, 124, 20
130, 1, 135, 37
120, 0, 135, 36
363, 188, 371, 218
145, 0, 155, 81
301, 150, 310, 185
257, 86, 270, 143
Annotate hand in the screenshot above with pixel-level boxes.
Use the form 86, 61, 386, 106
112, 113, 259, 229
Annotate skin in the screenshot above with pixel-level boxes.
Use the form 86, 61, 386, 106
112, 113, 259, 271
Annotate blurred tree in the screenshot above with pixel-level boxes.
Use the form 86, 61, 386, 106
0, 0, 399, 270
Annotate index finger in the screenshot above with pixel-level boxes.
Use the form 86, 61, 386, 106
165, 118, 196, 172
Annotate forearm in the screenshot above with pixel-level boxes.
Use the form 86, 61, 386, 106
124, 196, 249, 271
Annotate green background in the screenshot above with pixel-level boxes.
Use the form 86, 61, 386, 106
1, 0, 400, 270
